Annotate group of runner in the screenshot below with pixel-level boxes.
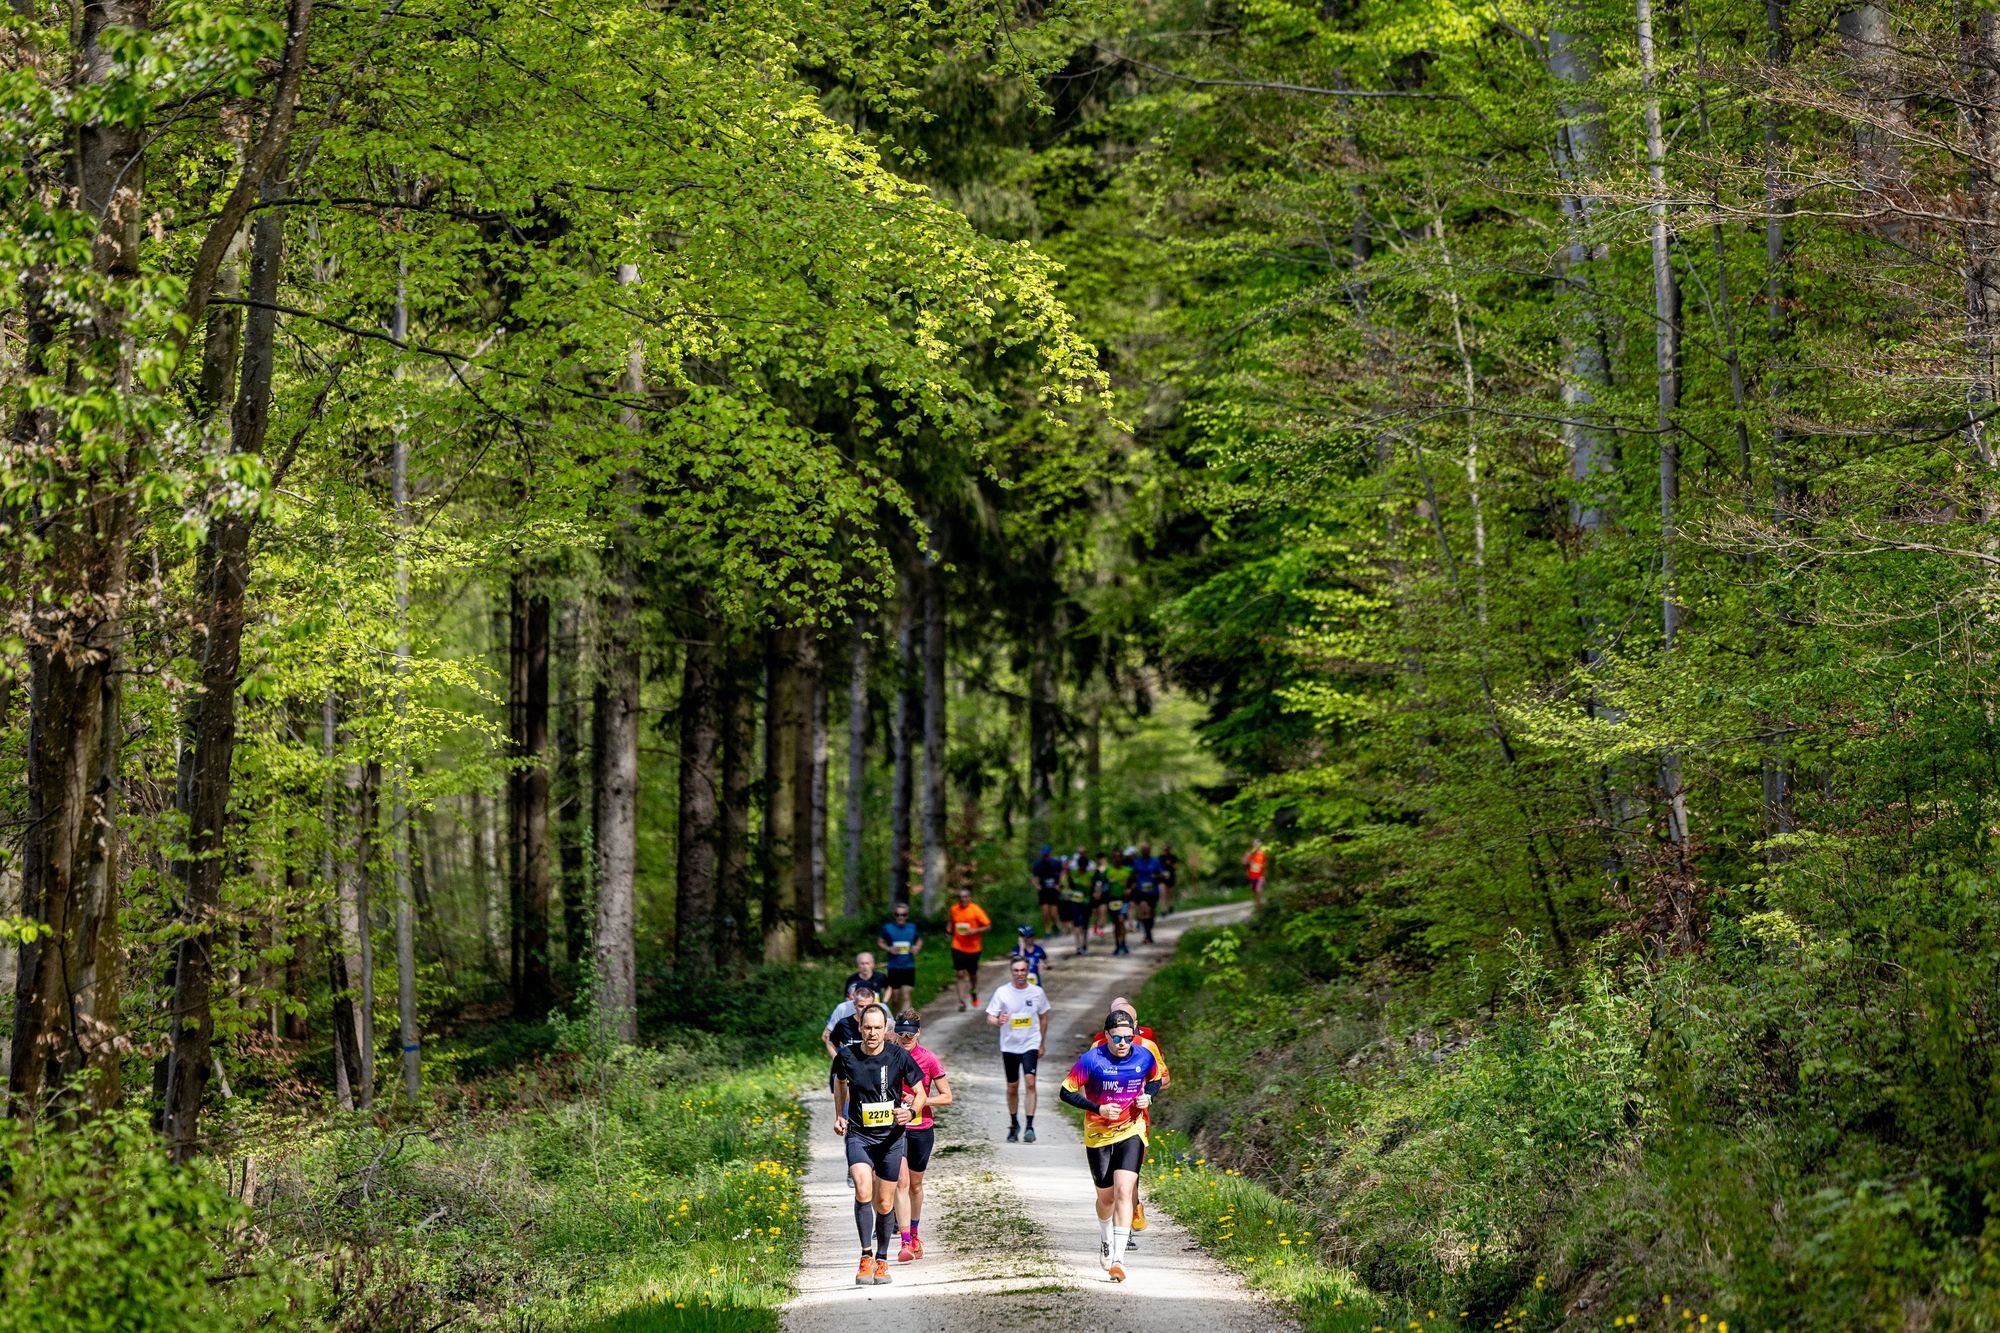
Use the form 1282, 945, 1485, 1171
1031, 841, 1183, 956
826, 928, 1174, 1285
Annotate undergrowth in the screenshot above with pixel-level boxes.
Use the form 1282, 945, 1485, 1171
1139, 892, 2000, 1332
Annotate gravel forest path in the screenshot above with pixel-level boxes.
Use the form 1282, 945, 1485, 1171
782, 901, 1297, 1333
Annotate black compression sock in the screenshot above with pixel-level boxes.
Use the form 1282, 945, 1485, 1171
1025, 1115, 1035, 1130
875, 1208, 896, 1257
1010, 1114, 1020, 1129
856, 1200, 875, 1250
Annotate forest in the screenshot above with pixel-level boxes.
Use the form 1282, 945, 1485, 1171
3, 0, 1998, 1325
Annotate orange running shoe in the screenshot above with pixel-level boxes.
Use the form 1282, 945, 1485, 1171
1107, 1263, 1127, 1283
1133, 1200, 1148, 1231
872, 1258, 893, 1284
855, 1256, 876, 1286
911, 1235, 925, 1259
898, 1238, 915, 1264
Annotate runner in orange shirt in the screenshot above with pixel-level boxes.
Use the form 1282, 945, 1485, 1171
946, 884, 992, 1011
1245, 838, 1269, 904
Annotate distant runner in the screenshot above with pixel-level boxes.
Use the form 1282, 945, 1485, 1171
1159, 844, 1180, 916
1130, 842, 1163, 945
830, 1004, 928, 1285
984, 957, 1050, 1143
1061, 1008, 1162, 1282
891, 1010, 951, 1263
1061, 864, 1092, 955
878, 903, 922, 1011
822, 979, 882, 1060
1245, 838, 1269, 904
843, 951, 884, 999
947, 885, 991, 1011
1031, 844, 1067, 937
1008, 925, 1049, 986
1100, 859, 1130, 956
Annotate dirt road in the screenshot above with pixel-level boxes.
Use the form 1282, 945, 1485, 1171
782, 901, 1296, 1333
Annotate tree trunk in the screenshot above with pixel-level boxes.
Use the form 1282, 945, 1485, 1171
340, 735, 378, 1108
1636, 0, 1691, 860
717, 632, 755, 970
811, 663, 830, 928
889, 579, 916, 906
9, 0, 151, 1124
1548, 16, 1632, 891
1762, 0, 1797, 849
674, 610, 721, 977
1085, 697, 1103, 847
592, 638, 639, 1042
553, 604, 588, 966
762, 627, 801, 962
1841, 3, 1910, 243
1027, 615, 1058, 852
1963, 12, 2000, 517
843, 615, 868, 917
508, 569, 553, 1019
163, 176, 287, 1160
920, 538, 949, 911
323, 695, 365, 1109
283, 853, 309, 1043
593, 261, 643, 1043
469, 788, 499, 976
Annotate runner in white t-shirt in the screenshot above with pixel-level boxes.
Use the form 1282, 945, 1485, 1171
983, 957, 1050, 1143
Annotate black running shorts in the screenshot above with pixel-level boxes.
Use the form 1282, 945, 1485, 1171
1001, 1049, 1040, 1083
844, 1131, 907, 1182
1086, 1135, 1147, 1188
1038, 887, 1062, 906
885, 966, 916, 989
950, 948, 981, 975
904, 1126, 935, 1173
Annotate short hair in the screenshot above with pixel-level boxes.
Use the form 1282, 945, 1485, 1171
858, 1003, 890, 1026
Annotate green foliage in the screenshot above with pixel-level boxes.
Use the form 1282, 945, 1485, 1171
0, 1111, 306, 1332
1143, 898, 2000, 1328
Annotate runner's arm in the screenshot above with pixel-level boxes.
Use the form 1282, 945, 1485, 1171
832, 1075, 851, 1135
1037, 1007, 1049, 1055
925, 1074, 953, 1108
1058, 1086, 1101, 1115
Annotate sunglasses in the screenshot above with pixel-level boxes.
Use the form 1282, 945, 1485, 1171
1106, 1032, 1136, 1043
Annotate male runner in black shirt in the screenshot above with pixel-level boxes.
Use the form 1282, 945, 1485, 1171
831, 1004, 929, 1284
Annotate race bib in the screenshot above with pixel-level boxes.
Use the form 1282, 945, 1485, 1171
955, 922, 973, 935
860, 1100, 895, 1128
889, 942, 911, 955
1009, 1013, 1034, 1029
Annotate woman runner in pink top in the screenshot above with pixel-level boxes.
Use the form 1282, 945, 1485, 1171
892, 1010, 952, 1262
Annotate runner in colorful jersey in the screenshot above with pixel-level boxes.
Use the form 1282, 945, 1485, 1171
1060, 1009, 1162, 1282
830, 1004, 928, 1285
877, 902, 921, 1010
984, 957, 1050, 1143
891, 1010, 952, 1263
947, 885, 991, 1011
1245, 838, 1269, 904
1089, 995, 1170, 1241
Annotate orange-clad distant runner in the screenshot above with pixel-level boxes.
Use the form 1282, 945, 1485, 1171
946, 885, 991, 1011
